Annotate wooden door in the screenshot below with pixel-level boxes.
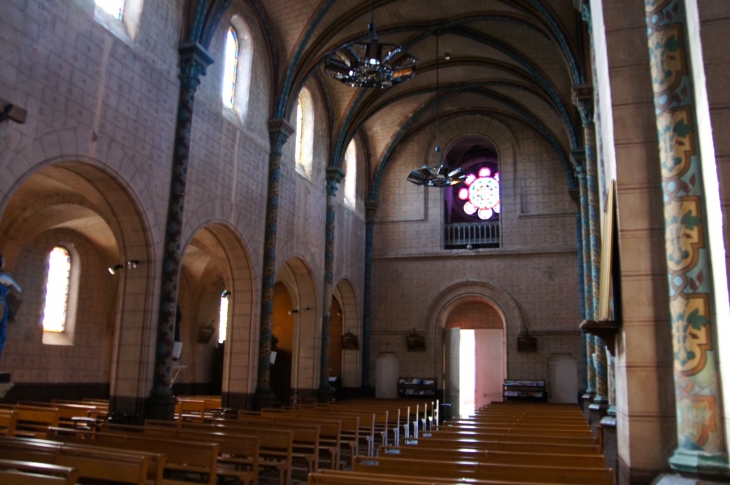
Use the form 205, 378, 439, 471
475, 329, 504, 409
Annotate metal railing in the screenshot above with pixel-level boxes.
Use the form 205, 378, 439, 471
444, 221, 500, 247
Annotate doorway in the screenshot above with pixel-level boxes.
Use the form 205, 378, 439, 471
445, 299, 505, 418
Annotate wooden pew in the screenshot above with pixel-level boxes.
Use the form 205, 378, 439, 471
145, 421, 293, 485
0, 409, 17, 436
420, 429, 598, 445
353, 455, 614, 485
399, 436, 601, 455
0, 459, 79, 485
308, 469, 546, 485
12, 406, 60, 438
379, 445, 606, 468
430, 425, 595, 439
0, 436, 153, 485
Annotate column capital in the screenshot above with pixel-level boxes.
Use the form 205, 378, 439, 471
178, 43, 214, 92
365, 199, 378, 221
325, 167, 345, 196
571, 149, 587, 172
267, 118, 295, 156
572, 84, 594, 126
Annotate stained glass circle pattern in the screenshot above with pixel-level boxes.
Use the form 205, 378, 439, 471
457, 169, 500, 220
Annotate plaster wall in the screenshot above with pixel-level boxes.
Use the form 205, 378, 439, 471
370, 115, 581, 390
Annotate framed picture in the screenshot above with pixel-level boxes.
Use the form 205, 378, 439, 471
341, 331, 359, 350
599, 180, 616, 321
197, 323, 216, 344
517, 334, 537, 352
406, 332, 425, 351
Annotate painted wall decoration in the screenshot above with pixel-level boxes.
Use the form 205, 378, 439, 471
644, 0, 728, 473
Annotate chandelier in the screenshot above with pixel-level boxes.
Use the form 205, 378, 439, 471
324, 0, 418, 89
407, 33, 465, 187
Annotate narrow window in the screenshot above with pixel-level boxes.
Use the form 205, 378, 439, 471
219, 291, 230, 344
42, 247, 72, 333
294, 88, 314, 178
95, 0, 125, 20
344, 140, 357, 209
222, 27, 239, 109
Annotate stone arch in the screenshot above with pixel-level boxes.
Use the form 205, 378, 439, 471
275, 257, 318, 399
0, 160, 154, 414
426, 280, 524, 386
178, 221, 257, 407
334, 278, 360, 389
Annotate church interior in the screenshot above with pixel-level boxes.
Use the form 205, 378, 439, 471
1, 0, 729, 483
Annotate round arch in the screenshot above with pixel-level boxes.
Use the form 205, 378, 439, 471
0, 160, 153, 414
178, 221, 256, 407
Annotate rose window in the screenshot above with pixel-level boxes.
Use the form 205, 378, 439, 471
458, 167, 500, 220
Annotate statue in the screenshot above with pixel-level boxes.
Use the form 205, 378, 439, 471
0, 255, 22, 361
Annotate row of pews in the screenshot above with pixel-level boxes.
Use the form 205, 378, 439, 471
309, 401, 614, 485
0, 396, 613, 485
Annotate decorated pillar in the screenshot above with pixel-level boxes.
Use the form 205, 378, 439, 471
148, 43, 214, 419
593, 337, 609, 405
360, 200, 377, 393
573, 151, 596, 396
644, 0, 728, 473
319, 167, 344, 401
571, 188, 588, 392
255, 119, 295, 409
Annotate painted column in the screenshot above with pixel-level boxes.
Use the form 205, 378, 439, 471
644, 0, 728, 473
148, 43, 213, 419
254, 118, 295, 409
319, 167, 344, 401
573, 151, 596, 396
575, 86, 609, 405
360, 200, 377, 393
571, 189, 588, 392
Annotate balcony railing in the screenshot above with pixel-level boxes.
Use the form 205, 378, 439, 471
444, 221, 500, 248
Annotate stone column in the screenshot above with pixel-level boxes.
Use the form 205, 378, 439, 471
644, 0, 728, 474
573, 151, 596, 398
254, 119, 295, 410
148, 43, 213, 420
318, 167, 344, 402
360, 200, 377, 394
570, 188, 588, 393
574, 86, 609, 406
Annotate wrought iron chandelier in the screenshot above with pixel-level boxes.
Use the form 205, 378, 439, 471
324, 0, 418, 89
407, 33, 465, 187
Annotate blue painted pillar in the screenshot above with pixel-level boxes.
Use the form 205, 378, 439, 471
148, 43, 213, 420
319, 167, 344, 401
573, 150, 596, 396
254, 118, 295, 409
644, 0, 728, 473
360, 200, 377, 393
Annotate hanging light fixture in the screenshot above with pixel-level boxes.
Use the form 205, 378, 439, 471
324, 0, 418, 88
407, 33, 465, 187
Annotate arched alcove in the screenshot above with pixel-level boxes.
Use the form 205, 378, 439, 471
275, 257, 318, 402
177, 222, 255, 403
333, 279, 360, 392
0, 161, 151, 414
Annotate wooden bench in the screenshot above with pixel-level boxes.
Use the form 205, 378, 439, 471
12, 406, 60, 438
0, 409, 17, 436
432, 424, 595, 439
353, 455, 614, 485
379, 445, 606, 467
0, 459, 79, 485
308, 469, 546, 485
145, 421, 292, 485
420, 429, 598, 445
400, 436, 602, 455
0, 436, 153, 485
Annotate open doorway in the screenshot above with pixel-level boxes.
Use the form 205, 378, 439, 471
445, 299, 505, 418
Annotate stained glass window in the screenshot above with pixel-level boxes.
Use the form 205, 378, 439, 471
42, 247, 72, 333
222, 27, 239, 108
294, 88, 314, 177
218, 291, 230, 344
458, 167, 501, 220
344, 140, 357, 208
95, 0, 125, 20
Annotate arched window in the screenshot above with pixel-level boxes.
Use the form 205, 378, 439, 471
444, 145, 501, 249
222, 27, 239, 109
295, 88, 314, 178
42, 247, 72, 333
218, 291, 230, 344
222, 18, 253, 122
344, 140, 357, 209
96, 0, 125, 20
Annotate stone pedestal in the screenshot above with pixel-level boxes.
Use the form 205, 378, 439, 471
600, 415, 617, 484
582, 392, 594, 421
589, 402, 607, 440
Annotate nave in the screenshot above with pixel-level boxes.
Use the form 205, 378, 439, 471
0, 396, 613, 485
